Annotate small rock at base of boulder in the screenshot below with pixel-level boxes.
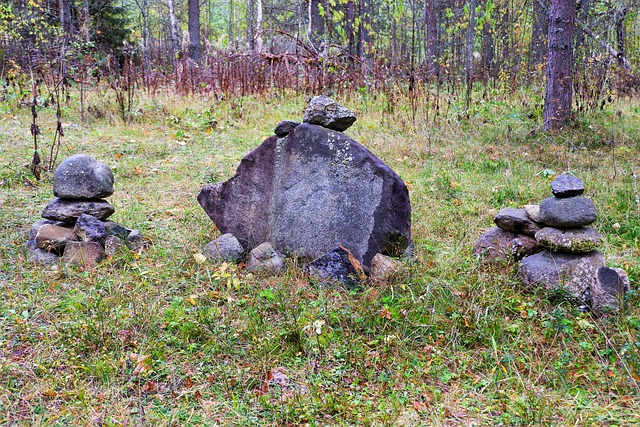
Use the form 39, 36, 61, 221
538, 196, 597, 228
303, 96, 357, 131
53, 154, 114, 199
370, 253, 403, 283
103, 221, 131, 239
307, 246, 365, 289
247, 242, 284, 272
29, 220, 63, 241
35, 224, 78, 253
23, 240, 60, 265
493, 208, 542, 236
589, 267, 630, 313
518, 249, 605, 301
62, 241, 105, 268
510, 235, 539, 259
74, 213, 107, 243
551, 174, 585, 198
104, 235, 123, 257
472, 227, 518, 262
204, 233, 244, 262
274, 120, 300, 137
535, 226, 602, 253
125, 229, 144, 251
523, 204, 543, 223
42, 198, 115, 223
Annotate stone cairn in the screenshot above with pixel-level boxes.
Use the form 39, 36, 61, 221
23, 154, 143, 268
199, 96, 411, 287
474, 173, 630, 313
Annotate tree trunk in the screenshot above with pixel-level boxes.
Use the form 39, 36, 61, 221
58, 0, 72, 35
465, 0, 477, 114
346, 0, 356, 67
256, 0, 263, 52
188, 0, 202, 61
357, 0, 370, 59
82, 0, 90, 42
614, 1, 630, 68
530, 0, 548, 69
167, 0, 180, 63
247, 0, 255, 50
424, 0, 437, 79
308, 0, 325, 48
543, 0, 576, 131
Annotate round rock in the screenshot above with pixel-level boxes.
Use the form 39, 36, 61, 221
538, 196, 597, 228
535, 226, 603, 253
551, 174, 584, 198
203, 233, 245, 262
247, 242, 284, 273
53, 154, 114, 199
472, 227, 518, 262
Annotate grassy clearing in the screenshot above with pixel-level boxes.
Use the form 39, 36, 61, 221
1, 88, 639, 426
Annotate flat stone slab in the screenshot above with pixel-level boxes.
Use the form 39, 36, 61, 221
42, 198, 115, 223
551, 174, 584, 198
518, 250, 605, 301
303, 96, 356, 131
198, 123, 411, 269
538, 196, 596, 228
493, 208, 541, 236
535, 226, 603, 253
62, 241, 105, 269
53, 154, 114, 199
35, 224, 78, 253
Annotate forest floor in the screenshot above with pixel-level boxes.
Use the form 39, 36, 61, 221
0, 88, 639, 426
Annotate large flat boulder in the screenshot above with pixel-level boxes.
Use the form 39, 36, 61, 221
197, 123, 411, 269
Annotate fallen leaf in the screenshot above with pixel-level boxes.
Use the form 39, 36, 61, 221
193, 253, 207, 264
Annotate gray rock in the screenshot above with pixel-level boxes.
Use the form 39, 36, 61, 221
62, 241, 105, 268
247, 242, 284, 272
493, 208, 542, 236
472, 227, 518, 262
103, 221, 131, 239
535, 226, 603, 253
274, 120, 300, 137
125, 229, 144, 251
35, 224, 78, 253
551, 174, 585, 198
538, 196, 597, 228
510, 235, 540, 259
370, 253, 403, 283
303, 96, 357, 131
22, 240, 59, 265
74, 214, 107, 243
523, 204, 543, 223
42, 198, 115, 223
307, 246, 365, 289
590, 267, 630, 313
203, 233, 244, 262
198, 123, 411, 270
518, 250, 605, 300
104, 235, 123, 257
29, 220, 62, 241
53, 154, 114, 199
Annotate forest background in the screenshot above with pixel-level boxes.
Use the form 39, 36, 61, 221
1, 0, 640, 425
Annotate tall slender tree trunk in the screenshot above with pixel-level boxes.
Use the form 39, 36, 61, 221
356, 0, 370, 59
256, 0, 263, 52
247, 0, 255, 50
614, 1, 630, 68
188, 0, 202, 61
308, 0, 325, 49
346, 0, 356, 67
530, 0, 548, 71
465, 0, 477, 114
82, 0, 90, 42
543, 0, 576, 130
58, 0, 72, 35
424, 0, 437, 79
167, 0, 180, 64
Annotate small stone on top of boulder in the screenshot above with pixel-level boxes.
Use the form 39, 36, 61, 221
53, 154, 114, 199
550, 173, 585, 198
303, 95, 357, 131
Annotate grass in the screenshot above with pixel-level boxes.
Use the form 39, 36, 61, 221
0, 86, 639, 426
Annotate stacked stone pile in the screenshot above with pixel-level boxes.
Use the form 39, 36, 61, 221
474, 174, 630, 312
24, 154, 143, 268
199, 95, 410, 287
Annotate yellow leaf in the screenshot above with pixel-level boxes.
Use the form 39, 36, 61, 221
193, 253, 207, 264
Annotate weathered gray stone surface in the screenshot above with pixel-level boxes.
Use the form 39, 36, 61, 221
62, 241, 105, 268
198, 123, 411, 269
307, 246, 364, 288
551, 174, 584, 198
538, 196, 597, 228
204, 233, 245, 262
74, 214, 107, 243
274, 120, 300, 137
523, 204, 542, 223
518, 250, 605, 300
370, 253, 402, 283
42, 198, 115, 223
590, 267, 630, 313
35, 224, 78, 253
23, 240, 59, 265
53, 154, 114, 199
302, 96, 357, 131
125, 229, 144, 251
493, 208, 542, 236
104, 235, 123, 257
472, 227, 518, 262
103, 221, 131, 239
247, 242, 284, 272
535, 226, 603, 253
510, 235, 539, 259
